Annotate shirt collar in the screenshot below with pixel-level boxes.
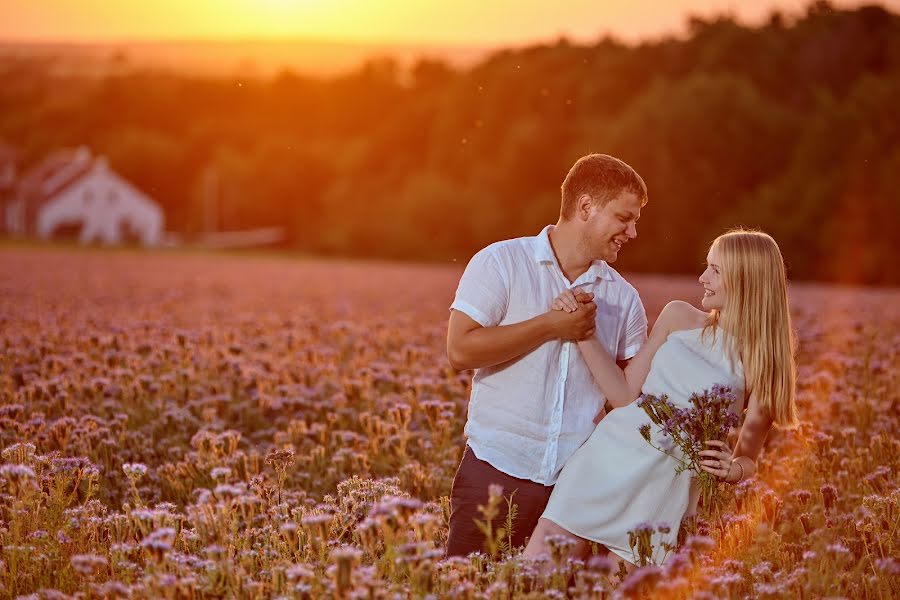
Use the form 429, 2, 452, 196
534, 224, 610, 284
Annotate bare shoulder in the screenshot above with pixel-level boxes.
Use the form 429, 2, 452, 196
653, 301, 709, 337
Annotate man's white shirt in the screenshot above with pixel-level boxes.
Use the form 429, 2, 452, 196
450, 225, 648, 485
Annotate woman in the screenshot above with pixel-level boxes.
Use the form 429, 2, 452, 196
522, 229, 798, 566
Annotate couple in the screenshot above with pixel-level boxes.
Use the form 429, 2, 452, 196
445, 153, 798, 566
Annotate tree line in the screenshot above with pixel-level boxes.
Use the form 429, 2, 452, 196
1, 1, 897, 284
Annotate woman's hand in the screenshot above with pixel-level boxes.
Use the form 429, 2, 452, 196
699, 440, 742, 483
551, 289, 594, 312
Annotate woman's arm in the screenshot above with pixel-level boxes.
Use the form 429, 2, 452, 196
700, 395, 773, 482
730, 399, 774, 481
568, 300, 694, 408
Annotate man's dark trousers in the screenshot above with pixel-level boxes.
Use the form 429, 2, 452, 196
446, 446, 554, 557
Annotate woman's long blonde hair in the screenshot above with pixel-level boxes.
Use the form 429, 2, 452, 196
704, 229, 798, 427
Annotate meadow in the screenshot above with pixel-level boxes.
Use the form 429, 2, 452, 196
1, 245, 897, 599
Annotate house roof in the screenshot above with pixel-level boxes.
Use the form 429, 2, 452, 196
17, 146, 95, 207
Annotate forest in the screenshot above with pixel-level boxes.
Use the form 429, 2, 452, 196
1, 1, 897, 284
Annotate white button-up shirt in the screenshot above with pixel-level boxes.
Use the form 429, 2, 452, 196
451, 225, 648, 485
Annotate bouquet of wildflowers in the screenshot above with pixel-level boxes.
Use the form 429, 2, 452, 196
638, 384, 741, 517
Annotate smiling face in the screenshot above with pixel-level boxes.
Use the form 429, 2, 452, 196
580, 191, 642, 262
699, 245, 727, 310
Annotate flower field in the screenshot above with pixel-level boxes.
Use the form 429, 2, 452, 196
1, 245, 897, 599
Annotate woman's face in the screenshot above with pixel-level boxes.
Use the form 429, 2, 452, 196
699, 245, 727, 311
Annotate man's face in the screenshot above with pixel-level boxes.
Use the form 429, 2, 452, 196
582, 191, 642, 262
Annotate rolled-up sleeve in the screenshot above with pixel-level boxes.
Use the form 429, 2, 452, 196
450, 248, 508, 327
619, 292, 648, 360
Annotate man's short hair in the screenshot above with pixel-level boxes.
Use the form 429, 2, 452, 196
560, 154, 648, 220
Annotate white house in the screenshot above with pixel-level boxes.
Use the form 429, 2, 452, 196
5, 146, 164, 246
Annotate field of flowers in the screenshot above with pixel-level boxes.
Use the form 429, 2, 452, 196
1, 244, 898, 599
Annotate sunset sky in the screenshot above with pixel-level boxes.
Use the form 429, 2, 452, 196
1, 0, 898, 45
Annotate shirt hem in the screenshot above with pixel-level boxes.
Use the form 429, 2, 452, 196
467, 442, 556, 486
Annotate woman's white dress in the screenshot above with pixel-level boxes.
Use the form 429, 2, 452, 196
540, 327, 744, 565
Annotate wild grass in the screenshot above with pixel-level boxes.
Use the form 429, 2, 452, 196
0, 246, 897, 598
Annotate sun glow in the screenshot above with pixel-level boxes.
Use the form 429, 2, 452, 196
1, 0, 898, 44
242, 0, 330, 18
193, 0, 344, 39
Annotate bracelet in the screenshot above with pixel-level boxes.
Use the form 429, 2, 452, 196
732, 459, 744, 484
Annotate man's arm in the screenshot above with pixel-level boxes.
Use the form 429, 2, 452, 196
447, 302, 596, 371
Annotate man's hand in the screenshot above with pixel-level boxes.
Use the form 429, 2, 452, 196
543, 296, 596, 341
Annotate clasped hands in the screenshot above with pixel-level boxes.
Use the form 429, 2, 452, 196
546, 289, 597, 341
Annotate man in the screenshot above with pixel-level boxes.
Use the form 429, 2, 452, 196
445, 153, 649, 557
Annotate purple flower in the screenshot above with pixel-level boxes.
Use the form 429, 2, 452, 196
122, 463, 148, 480
0, 464, 36, 480
619, 565, 663, 598
662, 418, 677, 436
710, 573, 744, 589
664, 551, 691, 577
791, 489, 812, 506
799, 513, 814, 534
875, 557, 900, 575
685, 535, 715, 556
585, 554, 614, 575
95, 581, 131, 598
753, 581, 789, 599
751, 561, 774, 580
639, 423, 652, 443
631, 522, 654, 535
71, 554, 108, 576
820, 483, 839, 511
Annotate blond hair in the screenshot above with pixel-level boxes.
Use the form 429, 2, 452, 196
704, 229, 798, 427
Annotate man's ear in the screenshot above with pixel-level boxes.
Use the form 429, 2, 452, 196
576, 193, 594, 221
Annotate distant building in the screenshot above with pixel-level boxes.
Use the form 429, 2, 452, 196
4, 146, 164, 245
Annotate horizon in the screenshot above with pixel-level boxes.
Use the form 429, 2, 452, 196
2, 0, 899, 48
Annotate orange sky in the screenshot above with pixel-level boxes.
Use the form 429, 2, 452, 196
1, 0, 897, 45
